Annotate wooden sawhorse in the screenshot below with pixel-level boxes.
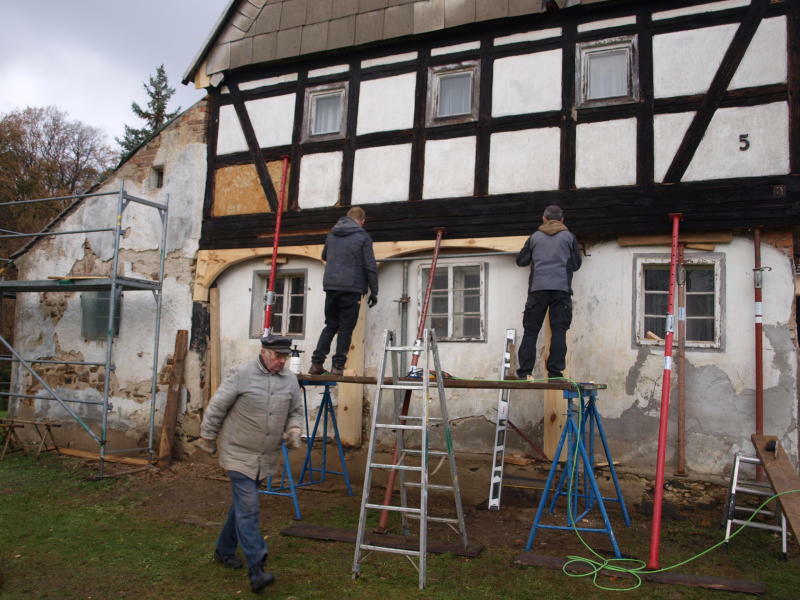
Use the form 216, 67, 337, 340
0, 419, 61, 460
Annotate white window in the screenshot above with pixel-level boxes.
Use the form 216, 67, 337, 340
576, 35, 638, 107
249, 271, 307, 338
420, 263, 485, 341
427, 61, 480, 125
634, 255, 723, 349
303, 83, 347, 141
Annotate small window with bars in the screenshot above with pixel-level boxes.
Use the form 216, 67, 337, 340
637, 256, 721, 348
303, 83, 348, 141
576, 35, 639, 108
250, 271, 306, 338
420, 263, 485, 341
427, 61, 480, 126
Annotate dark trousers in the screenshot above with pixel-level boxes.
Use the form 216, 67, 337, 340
311, 291, 361, 369
216, 471, 268, 569
517, 290, 572, 378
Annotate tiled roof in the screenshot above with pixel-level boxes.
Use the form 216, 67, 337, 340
184, 0, 603, 86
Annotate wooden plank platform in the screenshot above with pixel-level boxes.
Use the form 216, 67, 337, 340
752, 435, 800, 544
281, 524, 483, 557
514, 553, 766, 595
299, 374, 606, 392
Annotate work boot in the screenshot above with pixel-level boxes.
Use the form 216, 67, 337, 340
330, 365, 344, 376
308, 362, 326, 375
248, 565, 276, 593
213, 549, 243, 569
547, 371, 563, 379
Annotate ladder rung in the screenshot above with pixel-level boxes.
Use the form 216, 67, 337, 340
403, 449, 448, 456
405, 514, 460, 525
359, 543, 421, 557
735, 485, 775, 497
369, 463, 422, 472
402, 416, 442, 422
365, 503, 421, 514
375, 423, 423, 431
380, 384, 423, 390
729, 519, 783, 533
403, 482, 453, 491
734, 506, 777, 516
386, 345, 423, 352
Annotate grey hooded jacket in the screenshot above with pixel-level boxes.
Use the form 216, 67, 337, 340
322, 216, 379, 295
200, 358, 303, 479
516, 220, 582, 293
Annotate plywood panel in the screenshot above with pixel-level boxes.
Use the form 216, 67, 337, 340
212, 161, 290, 217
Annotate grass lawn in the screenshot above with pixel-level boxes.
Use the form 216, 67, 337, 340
1, 453, 798, 599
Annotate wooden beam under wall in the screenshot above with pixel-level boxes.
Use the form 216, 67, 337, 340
617, 232, 732, 246
337, 304, 366, 447
209, 288, 221, 403
542, 315, 566, 462
158, 330, 188, 468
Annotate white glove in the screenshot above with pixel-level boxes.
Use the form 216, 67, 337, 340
283, 428, 302, 449
196, 437, 217, 455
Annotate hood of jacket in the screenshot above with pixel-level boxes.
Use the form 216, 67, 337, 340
538, 220, 568, 236
331, 216, 363, 237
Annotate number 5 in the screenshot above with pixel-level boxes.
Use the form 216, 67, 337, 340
739, 134, 750, 151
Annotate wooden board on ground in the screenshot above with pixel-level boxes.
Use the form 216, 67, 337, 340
281, 524, 483, 557
157, 330, 188, 468
751, 434, 800, 544
513, 553, 766, 594
58, 447, 150, 465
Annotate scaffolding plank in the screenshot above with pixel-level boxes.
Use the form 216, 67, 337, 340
751, 435, 800, 544
299, 374, 603, 392
281, 524, 483, 557
513, 553, 766, 594
0, 277, 160, 293
58, 448, 150, 465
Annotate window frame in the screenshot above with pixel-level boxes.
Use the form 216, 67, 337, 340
575, 35, 639, 108
302, 82, 348, 142
426, 60, 481, 127
633, 253, 724, 350
418, 261, 486, 342
249, 269, 308, 340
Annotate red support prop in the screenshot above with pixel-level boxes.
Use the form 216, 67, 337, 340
753, 227, 764, 480
262, 156, 290, 335
647, 212, 682, 570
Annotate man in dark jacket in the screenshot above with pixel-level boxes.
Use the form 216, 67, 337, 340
516, 204, 582, 379
309, 206, 378, 376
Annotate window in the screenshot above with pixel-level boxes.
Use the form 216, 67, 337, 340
303, 83, 348, 141
81, 291, 122, 340
420, 263, 485, 341
249, 270, 306, 338
427, 61, 480, 126
151, 166, 164, 189
576, 36, 638, 108
634, 255, 723, 349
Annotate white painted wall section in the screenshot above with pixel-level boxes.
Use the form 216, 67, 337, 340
492, 50, 562, 116
423, 137, 476, 199
488, 128, 560, 194
216, 104, 247, 155
654, 112, 695, 182
298, 152, 343, 209
653, 24, 737, 98
683, 102, 789, 181
357, 73, 416, 135
730, 17, 787, 90
246, 94, 295, 148
575, 118, 637, 188
653, 0, 750, 21
352, 144, 412, 204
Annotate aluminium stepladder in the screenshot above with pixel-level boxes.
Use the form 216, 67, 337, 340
352, 329, 468, 589
488, 328, 515, 510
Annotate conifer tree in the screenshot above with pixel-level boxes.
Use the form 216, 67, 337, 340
117, 64, 181, 155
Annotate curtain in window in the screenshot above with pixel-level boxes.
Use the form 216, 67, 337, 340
587, 49, 628, 100
438, 72, 472, 117
313, 93, 342, 135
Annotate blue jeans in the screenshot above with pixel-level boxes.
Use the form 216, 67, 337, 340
215, 471, 268, 569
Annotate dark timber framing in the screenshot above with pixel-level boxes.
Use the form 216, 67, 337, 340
200, 0, 794, 251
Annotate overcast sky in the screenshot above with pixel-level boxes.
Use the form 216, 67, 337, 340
0, 0, 230, 145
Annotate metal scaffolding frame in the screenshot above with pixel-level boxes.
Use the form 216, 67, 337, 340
0, 184, 168, 476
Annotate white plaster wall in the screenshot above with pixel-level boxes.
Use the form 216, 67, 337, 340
352, 144, 412, 204
298, 151, 343, 209
357, 73, 416, 135
247, 94, 296, 148
492, 50, 562, 117
575, 118, 637, 188
488, 128, 560, 194
683, 102, 789, 181
217, 104, 247, 155
730, 17, 787, 90
423, 137, 476, 199
654, 112, 695, 182
653, 24, 736, 98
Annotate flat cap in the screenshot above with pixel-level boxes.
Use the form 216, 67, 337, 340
261, 334, 292, 354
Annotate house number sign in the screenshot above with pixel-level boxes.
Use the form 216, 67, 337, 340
739, 134, 750, 151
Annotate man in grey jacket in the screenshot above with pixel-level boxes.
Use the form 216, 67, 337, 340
309, 206, 378, 376
198, 334, 303, 593
516, 205, 582, 380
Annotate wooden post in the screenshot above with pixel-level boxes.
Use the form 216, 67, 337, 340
208, 287, 221, 404
158, 330, 188, 468
542, 313, 566, 461
337, 304, 366, 447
